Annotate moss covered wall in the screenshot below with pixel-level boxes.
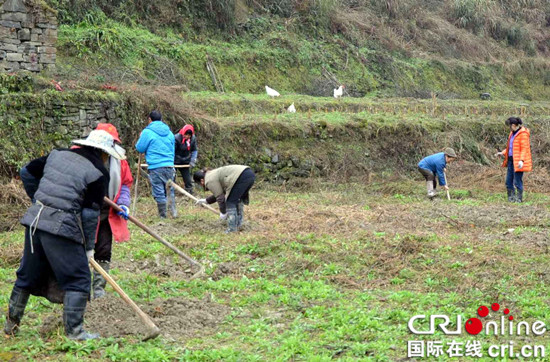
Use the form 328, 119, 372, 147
0, 89, 128, 176
2, 87, 549, 184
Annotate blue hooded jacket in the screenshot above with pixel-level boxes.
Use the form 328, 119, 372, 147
135, 121, 175, 170
418, 152, 447, 186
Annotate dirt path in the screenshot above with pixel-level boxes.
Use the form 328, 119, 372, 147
85, 295, 230, 339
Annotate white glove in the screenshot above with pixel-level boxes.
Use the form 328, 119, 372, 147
86, 249, 94, 261
196, 198, 207, 205
518, 160, 524, 169
219, 212, 227, 220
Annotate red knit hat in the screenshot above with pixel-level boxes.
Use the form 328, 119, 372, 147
95, 123, 121, 143
179, 124, 195, 137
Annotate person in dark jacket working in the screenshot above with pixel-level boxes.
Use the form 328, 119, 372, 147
174, 124, 198, 194
135, 110, 176, 218
418, 148, 457, 199
194, 165, 256, 233
4, 130, 124, 341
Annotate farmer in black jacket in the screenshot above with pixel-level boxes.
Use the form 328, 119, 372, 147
174, 124, 198, 194
4, 130, 124, 341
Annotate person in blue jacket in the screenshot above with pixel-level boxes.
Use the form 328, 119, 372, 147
135, 110, 177, 218
418, 148, 457, 199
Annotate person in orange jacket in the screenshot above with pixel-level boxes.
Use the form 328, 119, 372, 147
496, 117, 532, 202
92, 123, 134, 298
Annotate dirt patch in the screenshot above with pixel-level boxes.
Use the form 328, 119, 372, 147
211, 262, 242, 281
86, 295, 230, 339
147, 221, 191, 237
367, 200, 549, 236
114, 256, 195, 279
39, 314, 63, 338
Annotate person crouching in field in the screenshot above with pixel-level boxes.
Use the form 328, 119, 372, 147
194, 165, 256, 233
5, 130, 123, 340
496, 117, 532, 203
418, 148, 457, 199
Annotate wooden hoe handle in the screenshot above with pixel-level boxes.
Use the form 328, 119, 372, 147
89, 258, 161, 341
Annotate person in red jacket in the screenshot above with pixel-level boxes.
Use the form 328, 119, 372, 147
92, 123, 134, 298
496, 117, 532, 203
174, 124, 198, 194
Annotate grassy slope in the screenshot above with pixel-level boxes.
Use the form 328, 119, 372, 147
2, 179, 550, 360
51, 1, 550, 100
181, 91, 550, 117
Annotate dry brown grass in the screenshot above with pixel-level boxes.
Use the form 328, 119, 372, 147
452, 160, 550, 194
0, 180, 27, 266
0, 179, 28, 232
331, 0, 549, 62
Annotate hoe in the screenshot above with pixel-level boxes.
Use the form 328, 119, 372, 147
104, 197, 205, 280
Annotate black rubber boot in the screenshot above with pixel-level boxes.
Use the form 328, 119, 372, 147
237, 201, 244, 229
225, 206, 239, 233
92, 261, 110, 299
157, 202, 167, 218
63, 291, 99, 340
516, 189, 523, 203
184, 185, 194, 196
507, 188, 516, 202
4, 286, 30, 336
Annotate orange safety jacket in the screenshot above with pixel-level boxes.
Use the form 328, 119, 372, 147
502, 127, 532, 172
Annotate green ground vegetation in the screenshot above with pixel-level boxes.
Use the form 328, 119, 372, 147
2, 179, 550, 360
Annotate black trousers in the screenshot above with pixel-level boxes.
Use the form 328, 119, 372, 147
227, 169, 256, 208
15, 228, 91, 295
178, 166, 193, 191
418, 167, 437, 189
94, 210, 112, 262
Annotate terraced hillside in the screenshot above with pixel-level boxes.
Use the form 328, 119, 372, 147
1, 1, 550, 359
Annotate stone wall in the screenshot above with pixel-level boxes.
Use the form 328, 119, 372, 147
0, 0, 57, 72
0, 91, 129, 176
44, 99, 125, 145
